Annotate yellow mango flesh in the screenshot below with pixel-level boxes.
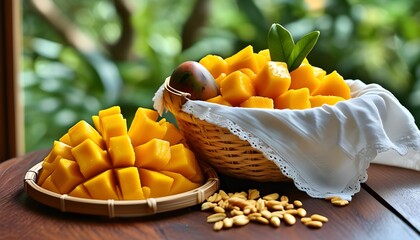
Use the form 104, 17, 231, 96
115, 167, 145, 200
68, 120, 106, 149
257, 49, 271, 61
100, 114, 127, 145
71, 139, 111, 179
108, 135, 135, 168
162, 144, 201, 181
289, 63, 321, 94
128, 107, 167, 147
59, 133, 72, 146
220, 71, 256, 106
160, 121, 185, 146
240, 96, 274, 109
50, 158, 85, 194
161, 171, 202, 195
254, 61, 291, 98
134, 138, 171, 170
225, 45, 260, 74
199, 54, 228, 79
206, 95, 233, 107
37, 106, 204, 200
312, 71, 351, 99
310, 95, 346, 107
274, 88, 311, 110
45, 141, 74, 162
69, 184, 91, 199
84, 169, 120, 200
139, 169, 174, 198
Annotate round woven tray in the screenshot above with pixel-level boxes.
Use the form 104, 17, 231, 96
162, 78, 289, 182
24, 161, 219, 217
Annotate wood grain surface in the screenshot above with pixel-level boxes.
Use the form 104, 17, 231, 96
0, 149, 419, 240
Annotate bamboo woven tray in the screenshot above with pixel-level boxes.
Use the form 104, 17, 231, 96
24, 161, 219, 218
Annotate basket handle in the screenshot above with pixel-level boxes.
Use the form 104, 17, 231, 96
164, 77, 191, 100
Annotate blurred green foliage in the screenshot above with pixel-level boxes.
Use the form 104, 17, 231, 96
21, 0, 420, 152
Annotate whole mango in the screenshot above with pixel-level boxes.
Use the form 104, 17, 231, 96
169, 61, 220, 100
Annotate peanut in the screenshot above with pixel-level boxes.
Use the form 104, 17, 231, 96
270, 216, 281, 227
310, 214, 328, 223
213, 221, 224, 231
283, 213, 296, 225
233, 215, 250, 226
207, 213, 226, 223
263, 193, 279, 201
297, 208, 307, 217
304, 220, 323, 229
223, 217, 234, 228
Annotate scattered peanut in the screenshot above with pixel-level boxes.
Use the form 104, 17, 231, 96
283, 213, 296, 225
213, 221, 224, 231
270, 216, 281, 227
202, 189, 339, 231
207, 212, 226, 223
310, 214, 329, 223
304, 220, 323, 229
326, 196, 350, 207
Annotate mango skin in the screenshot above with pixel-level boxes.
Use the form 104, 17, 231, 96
169, 61, 220, 100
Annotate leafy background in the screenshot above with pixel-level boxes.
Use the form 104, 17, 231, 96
21, 0, 420, 152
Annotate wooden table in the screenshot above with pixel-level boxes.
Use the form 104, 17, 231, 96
1, 149, 419, 239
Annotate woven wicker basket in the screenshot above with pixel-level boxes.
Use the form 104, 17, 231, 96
162, 78, 289, 182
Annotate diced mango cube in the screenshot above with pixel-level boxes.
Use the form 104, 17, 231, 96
162, 144, 201, 181
92, 115, 101, 133
310, 95, 346, 107
220, 71, 256, 106
50, 158, 85, 194
40, 175, 60, 194
214, 73, 227, 87
138, 168, 174, 198
134, 138, 171, 170
199, 54, 229, 79
93, 106, 122, 135
289, 63, 321, 94
160, 121, 185, 146
68, 120, 106, 150
128, 108, 167, 147
312, 71, 351, 99
69, 184, 91, 199
161, 171, 202, 195
239, 68, 256, 83
313, 66, 326, 80
274, 88, 311, 110
84, 169, 120, 200
44, 141, 74, 163
71, 139, 111, 179
206, 95, 233, 107
225, 45, 260, 73
59, 133, 72, 146
258, 49, 271, 61
115, 167, 145, 200
100, 114, 127, 145
108, 135, 135, 168
240, 96, 274, 109
99, 106, 121, 118
254, 61, 291, 98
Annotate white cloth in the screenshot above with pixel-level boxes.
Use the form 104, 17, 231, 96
154, 80, 420, 200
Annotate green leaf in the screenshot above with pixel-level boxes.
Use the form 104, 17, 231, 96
268, 23, 295, 62
287, 31, 320, 72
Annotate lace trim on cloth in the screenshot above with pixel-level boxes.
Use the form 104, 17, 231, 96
178, 80, 420, 200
